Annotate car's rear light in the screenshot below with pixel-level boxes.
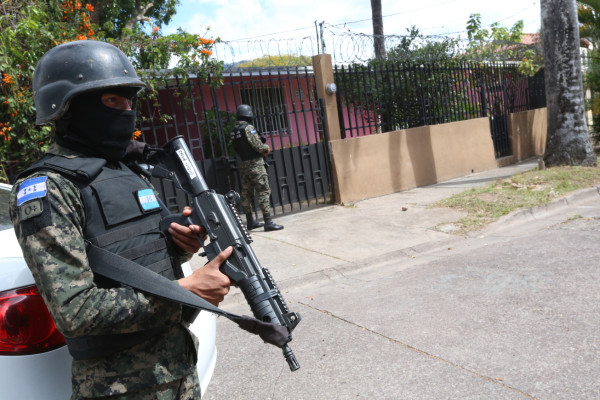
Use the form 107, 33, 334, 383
0, 285, 66, 355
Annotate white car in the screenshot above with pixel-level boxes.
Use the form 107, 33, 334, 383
0, 182, 217, 399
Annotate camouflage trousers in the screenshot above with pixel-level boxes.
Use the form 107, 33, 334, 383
240, 159, 271, 215
78, 372, 200, 400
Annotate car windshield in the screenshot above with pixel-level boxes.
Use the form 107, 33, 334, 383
0, 184, 12, 231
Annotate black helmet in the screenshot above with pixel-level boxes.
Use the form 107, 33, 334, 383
33, 40, 146, 125
236, 104, 254, 120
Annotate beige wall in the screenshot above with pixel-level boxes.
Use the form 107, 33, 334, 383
329, 118, 498, 204
312, 54, 548, 204
509, 107, 547, 161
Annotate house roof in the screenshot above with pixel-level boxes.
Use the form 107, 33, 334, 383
521, 33, 540, 45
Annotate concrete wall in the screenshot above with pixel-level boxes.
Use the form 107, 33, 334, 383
329, 118, 498, 204
509, 107, 547, 161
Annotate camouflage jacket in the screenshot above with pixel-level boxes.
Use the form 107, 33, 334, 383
237, 121, 269, 169
9, 144, 198, 398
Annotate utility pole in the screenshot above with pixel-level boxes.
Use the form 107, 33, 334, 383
371, 0, 385, 60
314, 21, 326, 55
540, 0, 597, 166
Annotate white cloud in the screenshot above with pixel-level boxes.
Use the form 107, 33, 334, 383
166, 0, 542, 63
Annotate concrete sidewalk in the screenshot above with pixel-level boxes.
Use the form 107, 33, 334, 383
191, 157, 563, 305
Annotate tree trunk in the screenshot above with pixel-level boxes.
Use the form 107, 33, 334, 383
541, 0, 597, 166
122, 1, 154, 40
89, 0, 111, 26
371, 0, 385, 60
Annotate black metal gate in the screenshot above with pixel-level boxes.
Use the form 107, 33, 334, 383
138, 67, 335, 216
478, 66, 546, 159
333, 61, 546, 159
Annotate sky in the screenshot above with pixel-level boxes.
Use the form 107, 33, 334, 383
163, 0, 542, 63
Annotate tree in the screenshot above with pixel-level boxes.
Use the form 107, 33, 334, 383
87, 0, 179, 39
370, 0, 385, 60
541, 0, 597, 166
578, 0, 600, 47
465, 13, 543, 76
0, 0, 221, 183
336, 27, 468, 132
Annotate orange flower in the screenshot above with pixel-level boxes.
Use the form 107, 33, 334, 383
85, 3, 94, 12
1, 73, 12, 86
77, 34, 87, 40
153, 26, 159, 33
201, 49, 213, 55
132, 130, 142, 140
0, 126, 11, 142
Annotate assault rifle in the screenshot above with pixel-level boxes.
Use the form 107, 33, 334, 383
148, 136, 301, 371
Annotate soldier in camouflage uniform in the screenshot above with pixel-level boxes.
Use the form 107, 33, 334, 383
9, 40, 232, 399
231, 105, 283, 231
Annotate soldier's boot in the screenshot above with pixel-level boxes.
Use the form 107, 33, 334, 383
246, 213, 264, 230
263, 213, 284, 231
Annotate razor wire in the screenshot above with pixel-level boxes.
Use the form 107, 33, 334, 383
213, 27, 538, 68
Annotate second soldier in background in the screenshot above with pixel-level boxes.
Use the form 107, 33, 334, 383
231, 104, 284, 231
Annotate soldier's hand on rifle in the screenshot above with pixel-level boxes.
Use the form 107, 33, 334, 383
178, 246, 233, 306
168, 206, 206, 253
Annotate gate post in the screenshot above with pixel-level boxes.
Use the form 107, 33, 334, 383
312, 54, 341, 141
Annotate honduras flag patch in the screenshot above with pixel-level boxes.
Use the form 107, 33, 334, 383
17, 176, 48, 206
137, 189, 160, 212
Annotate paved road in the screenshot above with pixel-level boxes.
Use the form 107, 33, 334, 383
196, 160, 600, 400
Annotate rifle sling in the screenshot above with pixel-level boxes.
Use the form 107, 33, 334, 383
85, 242, 290, 348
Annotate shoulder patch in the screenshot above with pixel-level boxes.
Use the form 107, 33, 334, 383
137, 188, 161, 212
19, 198, 44, 221
17, 176, 48, 206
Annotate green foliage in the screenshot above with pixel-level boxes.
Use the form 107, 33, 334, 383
336, 18, 543, 136
0, 0, 223, 183
91, 0, 179, 39
199, 109, 237, 159
385, 26, 461, 64
0, 0, 82, 183
464, 13, 542, 76
336, 27, 473, 132
579, 1, 600, 47
237, 54, 312, 68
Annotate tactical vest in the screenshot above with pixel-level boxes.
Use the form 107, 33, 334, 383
19, 154, 185, 359
230, 122, 264, 161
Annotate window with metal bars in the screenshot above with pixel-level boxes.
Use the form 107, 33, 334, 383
240, 86, 289, 136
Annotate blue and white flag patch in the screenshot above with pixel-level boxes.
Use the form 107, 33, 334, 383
17, 176, 48, 206
137, 189, 160, 212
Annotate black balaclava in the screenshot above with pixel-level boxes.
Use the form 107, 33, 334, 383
55, 88, 139, 161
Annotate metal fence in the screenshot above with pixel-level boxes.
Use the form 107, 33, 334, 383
138, 67, 334, 216
334, 62, 546, 158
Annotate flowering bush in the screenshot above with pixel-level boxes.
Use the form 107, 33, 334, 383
0, 0, 222, 183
